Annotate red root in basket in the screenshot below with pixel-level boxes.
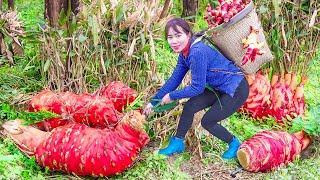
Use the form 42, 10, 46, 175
241, 25, 266, 66
204, 0, 251, 27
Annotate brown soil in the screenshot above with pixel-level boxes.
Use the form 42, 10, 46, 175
168, 154, 264, 180
300, 138, 320, 160
146, 141, 265, 180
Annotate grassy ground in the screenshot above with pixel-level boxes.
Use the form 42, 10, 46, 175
0, 0, 319, 179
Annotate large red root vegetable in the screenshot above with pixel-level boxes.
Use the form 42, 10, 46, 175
29, 91, 119, 131
70, 93, 119, 128
100, 81, 138, 112
240, 73, 270, 118
237, 130, 310, 172
1, 111, 150, 177
267, 82, 296, 123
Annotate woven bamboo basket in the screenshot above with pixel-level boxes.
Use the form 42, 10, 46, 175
206, 1, 274, 75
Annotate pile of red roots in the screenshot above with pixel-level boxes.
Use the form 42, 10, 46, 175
1, 81, 150, 177
240, 72, 306, 124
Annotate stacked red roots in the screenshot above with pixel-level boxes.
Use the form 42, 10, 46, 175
28, 81, 138, 131
2, 82, 150, 177
2, 111, 150, 177
204, 0, 251, 28
237, 130, 310, 172
100, 81, 138, 112
240, 72, 306, 124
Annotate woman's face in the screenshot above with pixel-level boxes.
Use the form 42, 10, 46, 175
167, 26, 191, 53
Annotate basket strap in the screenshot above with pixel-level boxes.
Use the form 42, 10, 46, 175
191, 35, 220, 52
191, 35, 244, 76
190, 36, 204, 47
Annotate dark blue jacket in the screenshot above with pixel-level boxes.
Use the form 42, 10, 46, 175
152, 38, 244, 104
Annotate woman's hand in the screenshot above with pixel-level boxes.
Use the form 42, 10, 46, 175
161, 93, 173, 105
143, 103, 154, 116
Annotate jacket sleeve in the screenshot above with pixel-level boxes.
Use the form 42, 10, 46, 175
169, 48, 207, 100
152, 56, 189, 105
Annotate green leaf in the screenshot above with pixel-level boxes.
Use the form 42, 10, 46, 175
272, 0, 281, 18
140, 33, 146, 46
0, 155, 16, 161
297, 32, 309, 37
152, 101, 177, 113
115, 61, 126, 66
56, 30, 64, 36
141, 44, 151, 53
259, 5, 269, 14
286, 30, 292, 40
91, 16, 99, 47
69, 16, 77, 35
58, 8, 67, 27
69, 50, 76, 57
181, 153, 191, 160
78, 34, 87, 43
43, 59, 51, 72
115, 1, 125, 23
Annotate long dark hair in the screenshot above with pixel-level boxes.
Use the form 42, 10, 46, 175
165, 18, 193, 39
165, 18, 207, 39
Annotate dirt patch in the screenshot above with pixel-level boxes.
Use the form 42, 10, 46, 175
165, 155, 262, 180
146, 142, 264, 180
300, 138, 320, 160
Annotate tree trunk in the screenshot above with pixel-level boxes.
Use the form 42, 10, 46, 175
44, 0, 79, 28
44, 0, 67, 28
44, 0, 79, 91
8, 0, 14, 9
160, 0, 171, 19
71, 0, 79, 16
182, 0, 198, 23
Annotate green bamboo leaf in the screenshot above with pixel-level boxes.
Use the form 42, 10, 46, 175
140, 33, 146, 46
297, 32, 309, 37
105, 58, 111, 69
58, 8, 67, 27
79, 34, 87, 43
272, 0, 281, 18
116, 61, 128, 66
0, 155, 16, 161
141, 44, 151, 53
43, 59, 51, 72
69, 50, 76, 57
91, 16, 99, 47
259, 5, 269, 14
69, 16, 77, 35
116, 1, 125, 23
286, 30, 292, 40
24, 39, 43, 44
152, 101, 178, 113
56, 30, 64, 36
